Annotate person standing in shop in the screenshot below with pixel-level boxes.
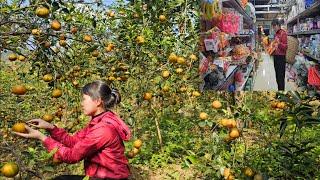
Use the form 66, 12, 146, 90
271, 19, 288, 91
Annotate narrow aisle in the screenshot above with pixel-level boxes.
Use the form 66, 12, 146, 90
253, 52, 278, 90
253, 52, 298, 91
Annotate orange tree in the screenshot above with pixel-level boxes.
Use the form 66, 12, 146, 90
1, 1, 320, 179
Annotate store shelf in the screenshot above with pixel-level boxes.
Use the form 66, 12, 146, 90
231, 34, 251, 38
301, 50, 320, 62
287, 1, 320, 25
217, 65, 239, 90
236, 60, 256, 90
222, 0, 254, 26
288, 29, 320, 36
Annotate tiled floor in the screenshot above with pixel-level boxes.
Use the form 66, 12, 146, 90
253, 52, 298, 91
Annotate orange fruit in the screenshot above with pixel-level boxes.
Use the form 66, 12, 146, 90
175, 68, 183, 74
133, 139, 143, 149
199, 112, 208, 120
271, 101, 278, 108
51, 20, 61, 31
12, 123, 27, 133
162, 85, 170, 92
11, 85, 27, 95
136, 36, 145, 44
143, 92, 152, 101
212, 100, 222, 109
92, 50, 99, 57
18, 55, 26, 61
59, 40, 67, 47
168, 53, 178, 63
8, 54, 17, 61
108, 11, 115, 17
277, 102, 285, 109
127, 151, 135, 158
229, 128, 240, 139
162, 70, 170, 78
59, 34, 66, 40
243, 167, 255, 177
43, 74, 53, 82
223, 168, 231, 178
84, 35, 93, 42
254, 173, 263, 180
177, 57, 186, 65
1, 162, 19, 178
132, 148, 140, 155
52, 89, 62, 98
36, 7, 49, 18
42, 114, 54, 122
43, 41, 51, 48
189, 54, 198, 61
192, 91, 201, 97
70, 27, 78, 34
31, 29, 41, 35
159, 15, 166, 22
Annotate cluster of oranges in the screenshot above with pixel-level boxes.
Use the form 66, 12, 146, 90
127, 139, 143, 159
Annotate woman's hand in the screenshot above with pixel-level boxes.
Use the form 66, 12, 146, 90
12, 125, 47, 141
27, 119, 55, 130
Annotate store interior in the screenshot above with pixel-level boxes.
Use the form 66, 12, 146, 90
200, 0, 320, 92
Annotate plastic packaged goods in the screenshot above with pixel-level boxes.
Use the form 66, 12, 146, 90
317, 16, 320, 29
306, 18, 313, 30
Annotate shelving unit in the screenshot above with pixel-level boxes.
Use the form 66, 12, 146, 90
236, 59, 256, 90
286, 1, 320, 25
286, 0, 320, 63
288, 29, 320, 36
200, 0, 255, 91
222, 0, 254, 27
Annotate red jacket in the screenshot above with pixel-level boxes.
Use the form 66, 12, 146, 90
43, 111, 131, 179
273, 29, 288, 56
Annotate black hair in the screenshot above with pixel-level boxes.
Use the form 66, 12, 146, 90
82, 80, 121, 110
271, 19, 282, 26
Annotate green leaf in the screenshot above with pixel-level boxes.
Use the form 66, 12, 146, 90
198, 121, 206, 127
279, 119, 287, 138
86, 45, 99, 53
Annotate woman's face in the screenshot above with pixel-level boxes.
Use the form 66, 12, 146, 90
81, 94, 100, 116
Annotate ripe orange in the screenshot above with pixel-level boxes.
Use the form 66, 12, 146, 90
12, 123, 27, 133
192, 91, 201, 97
108, 11, 115, 17
31, 29, 41, 36
143, 92, 152, 101
59, 40, 67, 47
175, 68, 183, 74
8, 54, 17, 61
168, 53, 178, 63
212, 100, 222, 109
51, 20, 61, 31
52, 89, 62, 98
243, 167, 255, 177
42, 114, 54, 122
92, 50, 99, 57
177, 57, 186, 65
17, 55, 26, 61
70, 27, 78, 34
229, 128, 240, 139
36, 7, 49, 18
159, 15, 166, 22
133, 139, 143, 149
277, 102, 285, 109
162, 85, 170, 92
271, 101, 278, 108
253, 173, 263, 180
127, 151, 135, 158
136, 36, 145, 44
43, 74, 53, 82
1, 162, 19, 178
84, 35, 93, 42
199, 112, 208, 120
11, 85, 27, 95
162, 70, 170, 78
223, 168, 231, 178
189, 54, 198, 61
132, 148, 140, 155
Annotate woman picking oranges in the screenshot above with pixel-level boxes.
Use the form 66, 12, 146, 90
13, 80, 131, 180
